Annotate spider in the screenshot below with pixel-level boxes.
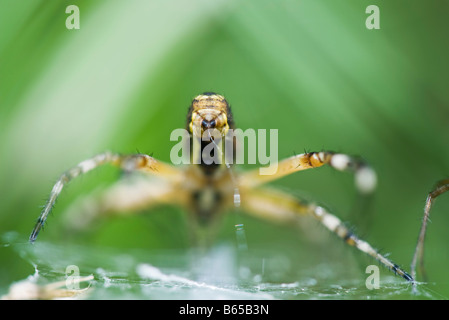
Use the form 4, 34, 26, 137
29, 92, 446, 284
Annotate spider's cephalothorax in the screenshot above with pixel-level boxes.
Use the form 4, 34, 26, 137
185, 93, 237, 225
31, 91, 446, 284
186, 92, 235, 176
187, 92, 234, 135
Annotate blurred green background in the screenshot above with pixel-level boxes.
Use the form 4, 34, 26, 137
1, 0, 449, 299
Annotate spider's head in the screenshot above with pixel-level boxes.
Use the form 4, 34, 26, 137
187, 92, 233, 138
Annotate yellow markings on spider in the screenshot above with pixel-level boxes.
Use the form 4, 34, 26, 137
30, 92, 448, 284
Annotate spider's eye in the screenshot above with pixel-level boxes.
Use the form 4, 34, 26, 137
201, 119, 216, 129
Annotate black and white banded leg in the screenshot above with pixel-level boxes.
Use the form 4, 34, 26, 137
240, 187, 413, 282
29, 152, 181, 242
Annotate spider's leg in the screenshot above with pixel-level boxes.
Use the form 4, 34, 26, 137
240, 187, 413, 282
410, 179, 449, 281
239, 151, 377, 194
29, 152, 181, 242
62, 176, 186, 232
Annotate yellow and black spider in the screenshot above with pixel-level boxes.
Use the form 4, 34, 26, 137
29, 92, 446, 283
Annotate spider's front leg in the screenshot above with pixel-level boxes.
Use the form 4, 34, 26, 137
239, 151, 377, 195
238, 150, 412, 281
29, 152, 182, 242
240, 187, 413, 282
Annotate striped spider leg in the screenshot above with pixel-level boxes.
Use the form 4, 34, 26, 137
30, 92, 414, 285
410, 179, 449, 281
238, 151, 413, 282
29, 152, 184, 242
29, 93, 237, 246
